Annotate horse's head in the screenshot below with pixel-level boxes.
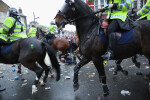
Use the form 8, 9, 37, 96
55, 0, 96, 30
55, 0, 77, 28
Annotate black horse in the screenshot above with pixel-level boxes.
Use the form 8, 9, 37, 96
0, 38, 60, 94
55, 0, 150, 99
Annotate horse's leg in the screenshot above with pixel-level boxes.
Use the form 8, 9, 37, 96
113, 60, 128, 75
20, 61, 44, 95
132, 55, 140, 68
49, 66, 54, 78
73, 53, 77, 65
17, 63, 22, 74
38, 63, 50, 85
73, 57, 90, 91
93, 58, 109, 99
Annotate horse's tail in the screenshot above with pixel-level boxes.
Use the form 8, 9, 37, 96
42, 42, 61, 81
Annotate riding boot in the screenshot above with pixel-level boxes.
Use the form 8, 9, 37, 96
101, 32, 116, 60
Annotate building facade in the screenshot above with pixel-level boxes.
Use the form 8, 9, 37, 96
84, 0, 147, 11
0, 0, 9, 27
0, 0, 27, 27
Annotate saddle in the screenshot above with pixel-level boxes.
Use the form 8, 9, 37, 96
100, 20, 134, 44
0, 43, 14, 55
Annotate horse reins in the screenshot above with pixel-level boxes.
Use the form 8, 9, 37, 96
58, 4, 108, 26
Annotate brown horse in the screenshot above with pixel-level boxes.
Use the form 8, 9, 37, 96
55, 0, 150, 99
0, 38, 60, 95
36, 28, 69, 52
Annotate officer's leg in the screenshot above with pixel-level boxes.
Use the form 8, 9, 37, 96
101, 19, 119, 60
0, 39, 7, 47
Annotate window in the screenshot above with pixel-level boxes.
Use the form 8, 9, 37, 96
100, 0, 105, 8
95, 0, 98, 11
133, 0, 137, 9
94, 0, 105, 11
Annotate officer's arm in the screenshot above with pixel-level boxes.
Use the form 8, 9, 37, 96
0, 17, 14, 34
111, 0, 133, 12
137, 0, 150, 16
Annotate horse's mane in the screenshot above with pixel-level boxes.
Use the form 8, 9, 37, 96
76, 0, 94, 15
74, 0, 99, 41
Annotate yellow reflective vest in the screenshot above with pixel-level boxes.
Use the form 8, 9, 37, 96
28, 27, 37, 38
46, 25, 57, 34
0, 17, 27, 42
103, 0, 133, 22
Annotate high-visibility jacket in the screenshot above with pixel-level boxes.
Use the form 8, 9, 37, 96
28, 27, 37, 38
0, 17, 27, 42
46, 25, 57, 34
103, 0, 133, 22
137, 0, 150, 20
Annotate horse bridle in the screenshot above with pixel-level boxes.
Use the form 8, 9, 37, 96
55, 0, 77, 26
56, 0, 107, 27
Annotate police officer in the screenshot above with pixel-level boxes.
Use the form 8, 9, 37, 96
101, 0, 133, 60
0, 7, 27, 45
137, 0, 150, 20
28, 23, 37, 38
46, 21, 57, 39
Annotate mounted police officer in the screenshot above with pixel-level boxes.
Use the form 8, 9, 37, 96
137, 0, 150, 20
28, 23, 37, 38
46, 21, 57, 39
101, 0, 134, 60
0, 7, 27, 46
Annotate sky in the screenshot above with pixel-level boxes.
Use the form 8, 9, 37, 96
3, 0, 64, 26
3, 0, 76, 31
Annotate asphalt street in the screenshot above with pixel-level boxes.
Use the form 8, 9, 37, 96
0, 55, 150, 100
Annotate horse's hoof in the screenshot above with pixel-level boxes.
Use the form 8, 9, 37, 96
113, 71, 117, 75
100, 95, 107, 100
17, 70, 21, 74
135, 62, 140, 68
122, 70, 128, 76
149, 82, 150, 93
48, 74, 54, 78
32, 85, 38, 95
73, 83, 79, 91
39, 80, 45, 86
104, 91, 109, 96
144, 73, 150, 80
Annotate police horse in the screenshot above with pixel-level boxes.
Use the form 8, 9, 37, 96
0, 38, 60, 94
55, 0, 150, 99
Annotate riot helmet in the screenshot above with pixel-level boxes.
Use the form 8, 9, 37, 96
8, 7, 19, 16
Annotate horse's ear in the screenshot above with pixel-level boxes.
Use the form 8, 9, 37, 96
70, 0, 75, 3
66, 0, 75, 5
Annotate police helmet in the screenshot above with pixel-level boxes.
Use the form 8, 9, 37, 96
50, 21, 55, 25
8, 8, 19, 16
31, 23, 36, 27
